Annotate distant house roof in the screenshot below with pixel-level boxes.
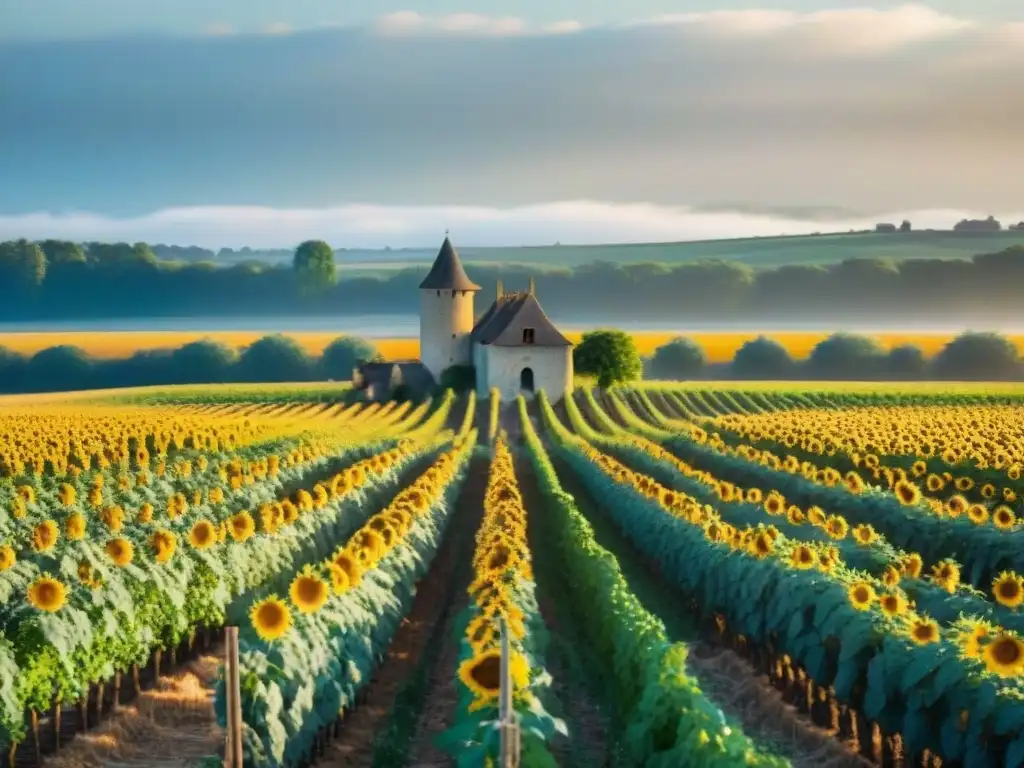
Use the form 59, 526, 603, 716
353, 359, 435, 392
471, 290, 572, 347
418, 237, 481, 291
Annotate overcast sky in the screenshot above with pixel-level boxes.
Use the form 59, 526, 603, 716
1, 3, 1022, 247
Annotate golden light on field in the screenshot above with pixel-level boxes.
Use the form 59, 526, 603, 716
1, 330, 1023, 364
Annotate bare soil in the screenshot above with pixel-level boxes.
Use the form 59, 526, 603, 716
43, 651, 223, 768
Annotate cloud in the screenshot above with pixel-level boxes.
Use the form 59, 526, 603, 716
375, 11, 528, 37
2, 202, 1022, 250
262, 22, 292, 36
626, 5, 973, 53
1, 5, 1023, 217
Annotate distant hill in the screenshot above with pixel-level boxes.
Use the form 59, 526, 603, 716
158, 230, 1024, 276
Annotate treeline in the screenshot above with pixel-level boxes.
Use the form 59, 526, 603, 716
2, 238, 1024, 323
0, 330, 1019, 396
646, 331, 1024, 381
0, 336, 380, 394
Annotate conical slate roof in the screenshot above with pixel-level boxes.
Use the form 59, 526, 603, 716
419, 237, 481, 291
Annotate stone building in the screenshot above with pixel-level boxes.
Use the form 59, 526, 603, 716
355, 235, 574, 402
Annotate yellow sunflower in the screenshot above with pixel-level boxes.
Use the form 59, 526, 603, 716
907, 616, 941, 645
250, 596, 292, 641
879, 593, 908, 618
65, 513, 87, 541
289, 566, 330, 614
993, 571, 1024, 609
992, 505, 1016, 531
852, 524, 878, 546
0, 545, 15, 572
967, 504, 989, 525
33, 520, 59, 552
848, 581, 876, 611
982, 634, 1024, 678
105, 537, 134, 566
150, 529, 177, 563
458, 648, 530, 702
189, 519, 218, 550
901, 553, 923, 579
27, 576, 67, 612
788, 545, 817, 570
228, 511, 256, 543
893, 480, 921, 506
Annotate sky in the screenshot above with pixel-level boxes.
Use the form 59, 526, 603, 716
1, 2, 1023, 247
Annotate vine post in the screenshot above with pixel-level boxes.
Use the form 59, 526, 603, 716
498, 618, 520, 768
224, 626, 244, 768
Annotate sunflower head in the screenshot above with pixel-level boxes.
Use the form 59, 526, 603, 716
788, 545, 817, 570
0, 545, 15, 572
982, 634, 1024, 678
228, 511, 256, 543
907, 616, 940, 645
150, 529, 177, 563
250, 596, 292, 641
879, 593, 908, 618
27, 575, 67, 612
993, 506, 1016, 531
105, 537, 134, 566
993, 571, 1024, 609
189, 519, 218, 550
848, 581, 877, 611
289, 565, 330, 614
32, 520, 59, 552
65, 513, 87, 541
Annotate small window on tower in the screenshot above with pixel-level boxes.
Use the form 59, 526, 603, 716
452, 333, 456, 338
436, 290, 440, 297
523, 328, 535, 344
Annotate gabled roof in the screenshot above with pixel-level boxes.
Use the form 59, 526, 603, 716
418, 237, 481, 291
471, 291, 572, 347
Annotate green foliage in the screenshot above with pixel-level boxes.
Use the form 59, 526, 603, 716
488, 388, 500, 443
230, 442, 474, 767
439, 365, 476, 393
648, 337, 707, 380
806, 333, 886, 379
525, 393, 788, 767
0, 239, 47, 288
573, 330, 642, 388
731, 336, 796, 379
292, 240, 337, 298
320, 336, 382, 381
237, 335, 314, 382
932, 332, 1022, 380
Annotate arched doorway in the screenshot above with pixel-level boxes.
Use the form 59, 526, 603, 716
520, 367, 535, 392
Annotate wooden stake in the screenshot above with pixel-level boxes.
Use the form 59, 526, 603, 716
31, 709, 41, 768
224, 626, 244, 768
53, 699, 61, 751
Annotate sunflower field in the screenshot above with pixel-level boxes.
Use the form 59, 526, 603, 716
7, 379, 1024, 768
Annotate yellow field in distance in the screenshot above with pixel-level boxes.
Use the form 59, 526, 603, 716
3, 330, 1021, 363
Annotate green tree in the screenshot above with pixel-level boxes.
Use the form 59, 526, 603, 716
293, 240, 337, 298
931, 332, 1022, 380
731, 336, 796, 379
649, 337, 707, 380
39, 240, 86, 265
573, 329, 642, 388
806, 333, 886, 379
0, 239, 47, 288
319, 336, 381, 380
237, 335, 314, 382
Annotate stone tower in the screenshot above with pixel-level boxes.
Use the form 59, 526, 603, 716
418, 236, 480, 380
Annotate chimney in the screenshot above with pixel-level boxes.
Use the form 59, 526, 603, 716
528, 276, 536, 296
496, 279, 504, 301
